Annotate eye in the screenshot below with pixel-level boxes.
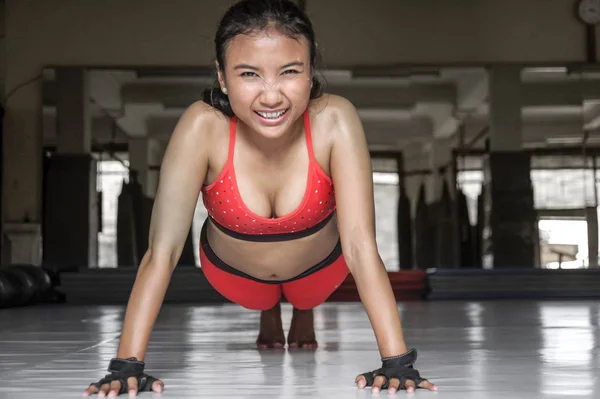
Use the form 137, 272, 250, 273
240, 71, 257, 78
282, 69, 300, 75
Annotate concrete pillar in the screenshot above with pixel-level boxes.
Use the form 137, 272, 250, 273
586, 207, 599, 268
56, 68, 92, 153
2, 63, 43, 266
584, 93, 599, 269
0, 2, 4, 265
43, 67, 99, 269
482, 65, 537, 269
488, 66, 522, 152
0, 2, 5, 99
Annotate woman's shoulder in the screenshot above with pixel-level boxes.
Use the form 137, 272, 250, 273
307, 93, 361, 140
173, 100, 230, 142
183, 100, 230, 127
308, 93, 359, 124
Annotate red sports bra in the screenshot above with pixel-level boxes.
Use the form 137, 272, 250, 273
201, 110, 336, 242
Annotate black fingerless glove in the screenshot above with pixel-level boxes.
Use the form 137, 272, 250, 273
359, 348, 427, 390
89, 357, 159, 394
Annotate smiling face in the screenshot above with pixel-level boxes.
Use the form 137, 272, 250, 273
217, 28, 312, 139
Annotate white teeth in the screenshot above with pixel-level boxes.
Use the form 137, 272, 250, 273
257, 110, 285, 119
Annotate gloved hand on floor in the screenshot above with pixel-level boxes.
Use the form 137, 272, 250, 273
83, 357, 163, 396
355, 348, 438, 394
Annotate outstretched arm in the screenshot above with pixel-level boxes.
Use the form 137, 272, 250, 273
84, 101, 217, 397
116, 101, 215, 361
329, 95, 436, 394
328, 96, 407, 357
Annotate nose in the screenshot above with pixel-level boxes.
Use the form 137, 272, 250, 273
259, 84, 284, 109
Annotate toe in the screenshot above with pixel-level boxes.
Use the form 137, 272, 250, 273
301, 341, 317, 349
288, 339, 318, 350
256, 336, 285, 349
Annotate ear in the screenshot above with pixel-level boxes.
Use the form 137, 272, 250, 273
216, 61, 226, 91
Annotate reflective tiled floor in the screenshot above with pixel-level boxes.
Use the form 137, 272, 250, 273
0, 300, 598, 398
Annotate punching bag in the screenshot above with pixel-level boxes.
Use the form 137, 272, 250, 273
0, 105, 3, 264
397, 190, 413, 270
457, 188, 474, 268
474, 188, 485, 268
414, 183, 430, 269
116, 179, 137, 267
434, 179, 454, 268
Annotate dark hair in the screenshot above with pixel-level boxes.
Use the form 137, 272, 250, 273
203, 0, 323, 117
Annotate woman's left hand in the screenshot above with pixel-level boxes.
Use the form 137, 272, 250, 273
354, 348, 438, 394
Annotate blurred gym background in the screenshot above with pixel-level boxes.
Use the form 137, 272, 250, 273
2, 0, 600, 307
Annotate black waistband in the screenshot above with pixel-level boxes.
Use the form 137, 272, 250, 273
208, 211, 335, 242
200, 218, 343, 284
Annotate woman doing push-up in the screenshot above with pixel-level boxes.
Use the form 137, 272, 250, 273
84, 0, 437, 396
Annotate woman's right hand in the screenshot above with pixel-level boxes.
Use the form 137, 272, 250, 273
83, 377, 163, 397
82, 357, 164, 397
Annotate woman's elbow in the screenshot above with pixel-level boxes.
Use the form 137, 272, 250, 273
341, 235, 380, 273
140, 247, 180, 273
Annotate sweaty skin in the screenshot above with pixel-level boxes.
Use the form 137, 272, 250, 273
84, 29, 438, 397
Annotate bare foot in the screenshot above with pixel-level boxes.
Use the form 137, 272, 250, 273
287, 307, 318, 349
256, 302, 285, 349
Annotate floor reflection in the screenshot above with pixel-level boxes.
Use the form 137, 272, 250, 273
0, 300, 598, 398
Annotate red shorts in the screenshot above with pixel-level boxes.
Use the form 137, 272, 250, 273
199, 220, 349, 311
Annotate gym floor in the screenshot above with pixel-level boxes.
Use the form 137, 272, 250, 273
0, 300, 598, 398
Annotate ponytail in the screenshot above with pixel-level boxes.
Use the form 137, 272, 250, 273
202, 86, 234, 118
